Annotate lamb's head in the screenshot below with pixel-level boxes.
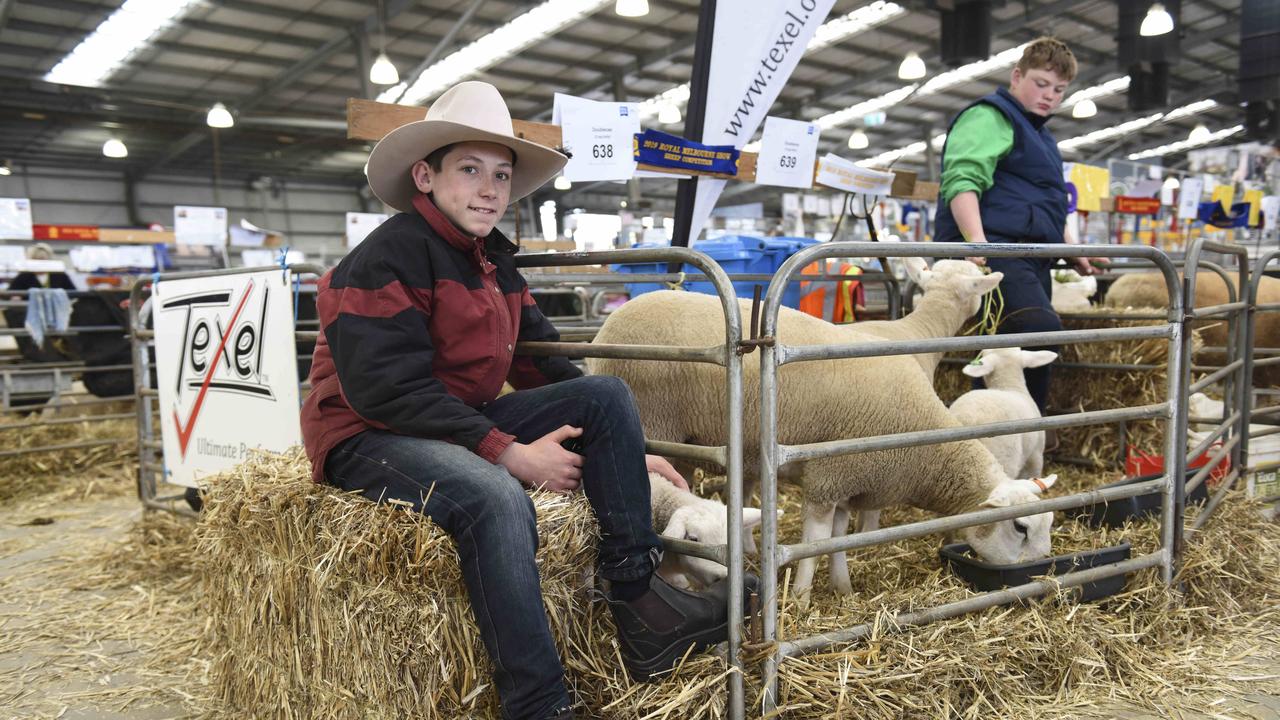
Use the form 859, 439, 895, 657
961, 473, 1057, 565
660, 503, 765, 589
907, 258, 1004, 317
962, 347, 1059, 381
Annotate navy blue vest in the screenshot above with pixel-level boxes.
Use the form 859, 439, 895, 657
934, 87, 1068, 245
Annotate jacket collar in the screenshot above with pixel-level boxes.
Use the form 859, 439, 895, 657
412, 192, 520, 262
996, 86, 1051, 130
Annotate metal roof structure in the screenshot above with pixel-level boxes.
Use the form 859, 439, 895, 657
0, 0, 1250, 215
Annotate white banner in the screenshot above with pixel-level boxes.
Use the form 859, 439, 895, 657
174, 205, 228, 246
688, 0, 838, 240
0, 198, 34, 240
815, 153, 894, 195
153, 269, 302, 488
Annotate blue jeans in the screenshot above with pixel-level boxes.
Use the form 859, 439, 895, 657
323, 375, 662, 720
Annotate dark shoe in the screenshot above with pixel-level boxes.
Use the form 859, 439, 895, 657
605, 572, 759, 682
546, 707, 576, 719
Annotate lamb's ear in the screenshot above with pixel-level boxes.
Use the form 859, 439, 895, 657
1021, 350, 1058, 368
903, 256, 930, 285
964, 272, 1003, 295
1020, 473, 1058, 495
742, 507, 763, 529
980, 490, 1012, 508
962, 357, 994, 378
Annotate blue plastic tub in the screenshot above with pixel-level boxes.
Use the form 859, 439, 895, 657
761, 237, 821, 308
683, 236, 768, 301
611, 241, 672, 298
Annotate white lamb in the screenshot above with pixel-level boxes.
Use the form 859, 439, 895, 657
949, 348, 1058, 478
590, 290, 1058, 608
1050, 269, 1098, 313
855, 258, 1004, 381
647, 472, 767, 590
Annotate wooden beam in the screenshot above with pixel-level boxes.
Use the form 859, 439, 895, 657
346, 98, 930, 195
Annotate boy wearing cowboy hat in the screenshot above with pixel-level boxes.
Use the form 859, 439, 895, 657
301, 82, 751, 719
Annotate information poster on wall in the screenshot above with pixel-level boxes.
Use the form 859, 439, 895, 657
753, 116, 820, 189
346, 212, 389, 248
174, 205, 228, 246
153, 268, 302, 488
553, 93, 640, 182
0, 198, 34, 240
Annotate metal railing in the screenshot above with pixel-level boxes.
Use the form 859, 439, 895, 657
1241, 249, 1280, 505
754, 241, 1187, 715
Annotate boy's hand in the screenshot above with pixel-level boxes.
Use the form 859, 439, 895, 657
497, 425, 583, 493
645, 455, 688, 491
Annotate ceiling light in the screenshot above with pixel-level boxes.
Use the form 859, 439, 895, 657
0, 161, 11, 176
102, 138, 128, 158
44, 0, 200, 87
615, 0, 649, 17
554, 175, 572, 191
370, 52, 400, 85
898, 52, 926, 80
620, 200, 628, 207
1188, 124, 1211, 143
384, 0, 612, 105
1162, 176, 1180, 190
847, 130, 869, 149
1139, 3, 1174, 36
658, 102, 682, 125
206, 102, 234, 128
1071, 99, 1097, 119
1128, 125, 1245, 160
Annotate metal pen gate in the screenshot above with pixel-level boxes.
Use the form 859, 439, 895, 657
754, 241, 1190, 715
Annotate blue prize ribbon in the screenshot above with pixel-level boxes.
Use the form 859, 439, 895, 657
633, 129, 739, 175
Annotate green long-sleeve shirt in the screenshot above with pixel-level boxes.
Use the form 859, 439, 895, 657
940, 104, 1014, 205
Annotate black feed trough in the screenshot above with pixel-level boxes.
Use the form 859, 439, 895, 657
1073, 472, 1210, 529
939, 542, 1132, 603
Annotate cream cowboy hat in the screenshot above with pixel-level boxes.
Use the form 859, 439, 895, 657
366, 81, 567, 212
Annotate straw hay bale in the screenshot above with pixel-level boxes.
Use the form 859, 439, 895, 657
0, 417, 137, 503
196, 448, 729, 719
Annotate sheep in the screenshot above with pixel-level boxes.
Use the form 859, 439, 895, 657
1105, 271, 1280, 386
589, 290, 1059, 608
647, 472, 766, 590
949, 348, 1059, 478
854, 258, 1004, 381
1050, 269, 1098, 313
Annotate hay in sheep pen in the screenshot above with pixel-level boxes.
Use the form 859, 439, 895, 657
0, 416, 137, 503
196, 448, 729, 720
932, 309, 1201, 469
753, 463, 1280, 719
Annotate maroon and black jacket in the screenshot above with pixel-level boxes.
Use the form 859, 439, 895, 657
301, 193, 581, 483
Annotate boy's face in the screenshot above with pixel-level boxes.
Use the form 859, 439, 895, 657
1009, 67, 1070, 117
411, 141, 513, 237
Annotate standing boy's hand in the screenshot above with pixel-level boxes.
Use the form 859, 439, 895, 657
498, 425, 583, 493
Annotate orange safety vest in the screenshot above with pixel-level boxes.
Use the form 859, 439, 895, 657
799, 261, 863, 323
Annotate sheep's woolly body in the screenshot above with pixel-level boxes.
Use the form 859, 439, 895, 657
949, 352, 1046, 478
1106, 271, 1280, 386
590, 290, 1004, 515
855, 260, 993, 380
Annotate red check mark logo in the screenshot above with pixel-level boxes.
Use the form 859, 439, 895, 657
173, 280, 255, 458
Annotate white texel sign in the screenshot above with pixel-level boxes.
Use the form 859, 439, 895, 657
154, 269, 302, 488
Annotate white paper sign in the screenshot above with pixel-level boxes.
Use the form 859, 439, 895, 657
174, 205, 228, 246
1177, 178, 1204, 220
0, 245, 27, 270
815, 153, 895, 196
153, 269, 303, 488
553, 94, 640, 182
754, 116, 820, 189
346, 212, 389, 249
0, 198, 34, 240
1263, 196, 1280, 232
